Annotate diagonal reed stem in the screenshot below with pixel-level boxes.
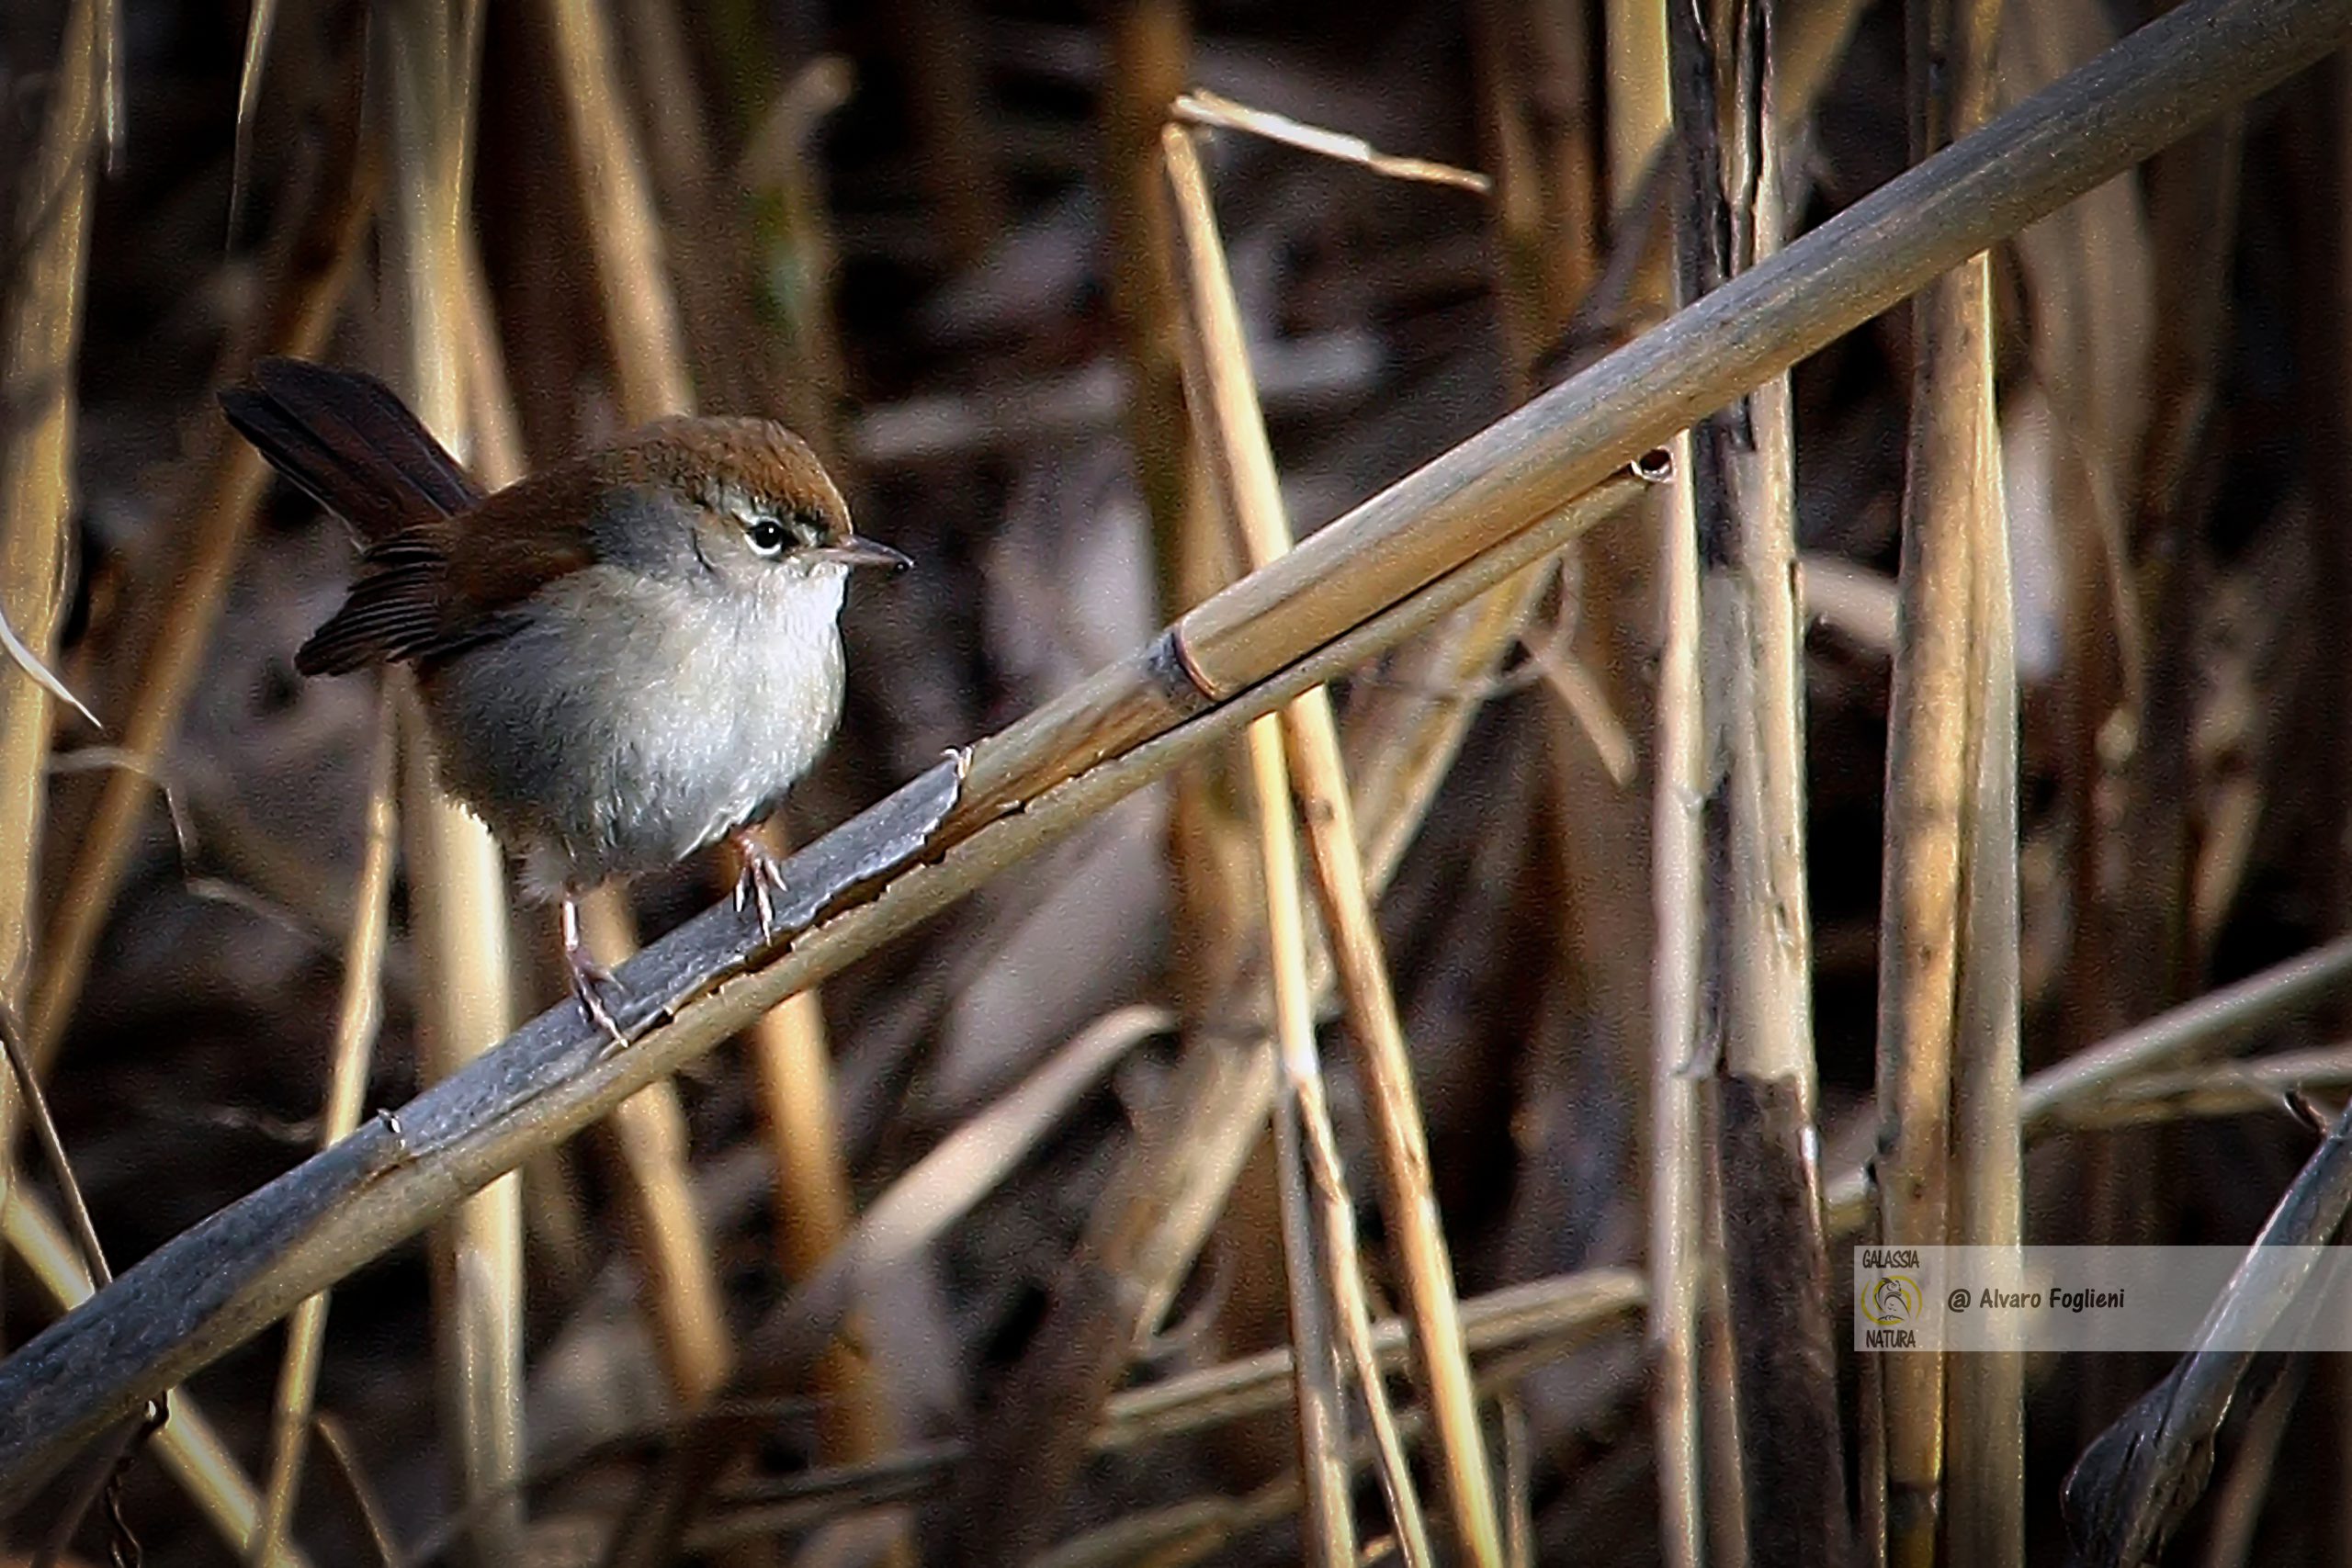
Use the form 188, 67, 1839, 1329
1162, 119, 1493, 1567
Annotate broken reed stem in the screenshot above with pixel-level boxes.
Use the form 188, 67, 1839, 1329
250, 691, 397, 1566
5, 1190, 311, 1568
1161, 121, 1497, 1566
1170, 90, 1489, 192
0, 0, 103, 1174
23, 43, 372, 1066
1669, 3, 1849, 1563
381, 2, 524, 1561
1245, 715, 1363, 1568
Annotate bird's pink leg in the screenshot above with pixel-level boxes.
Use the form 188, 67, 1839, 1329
729, 826, 790, 942
561, 895, 627, 1045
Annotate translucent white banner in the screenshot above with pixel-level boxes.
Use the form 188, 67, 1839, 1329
1852, 1246, 2352, 1351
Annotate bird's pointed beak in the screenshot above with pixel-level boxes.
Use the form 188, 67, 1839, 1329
810, 536, 912, 572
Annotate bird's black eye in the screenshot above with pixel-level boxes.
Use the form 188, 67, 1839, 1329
745, 515, 789, 557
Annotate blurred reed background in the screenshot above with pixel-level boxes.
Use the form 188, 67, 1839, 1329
2, 0, 2351, 1563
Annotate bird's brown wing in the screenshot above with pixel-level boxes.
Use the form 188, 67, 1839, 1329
293, 477, 605, 677
220, 357, 608, 675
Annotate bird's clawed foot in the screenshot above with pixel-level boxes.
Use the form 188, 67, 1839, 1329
560, 897, 629, 1047
729, 827, 791, 942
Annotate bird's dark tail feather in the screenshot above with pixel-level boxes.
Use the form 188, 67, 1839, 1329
219, 357, 486, 542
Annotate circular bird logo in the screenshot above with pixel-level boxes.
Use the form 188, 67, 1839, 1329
1864, 1273, 1922, 1327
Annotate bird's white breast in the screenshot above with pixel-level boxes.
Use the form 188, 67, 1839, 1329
427, 560, 850, 898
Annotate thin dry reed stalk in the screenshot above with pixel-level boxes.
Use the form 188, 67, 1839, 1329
1872, 1, 2006, 1559
580, 882, 735, 1404
744, 884, 909, 1511
1601, 0, 1714, 1557
1841, 934, 2352, 1213
22, 17, 373, 1067
381, 2, 525, 1560
1103, 0, 1198, 619
1905, 2, 2021, 1563
1649, 433, 1707, 1568
228, 0, 279, 234
614, 0, 767, 423
1102, 7, 1261, 1184
1942, 363, 2024, 1566
250, 690, 398, 1566
1604, 0, 1670, 209
0, 0, 103, 1169
1162, 120, 1493, 1567
1243, 712, 1363, 1568
2032, 1044, 2352, 1129
540, 0, 693, 417
738, 56, 857, 453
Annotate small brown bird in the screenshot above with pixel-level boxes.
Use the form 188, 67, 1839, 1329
221, 358, 908, 1037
